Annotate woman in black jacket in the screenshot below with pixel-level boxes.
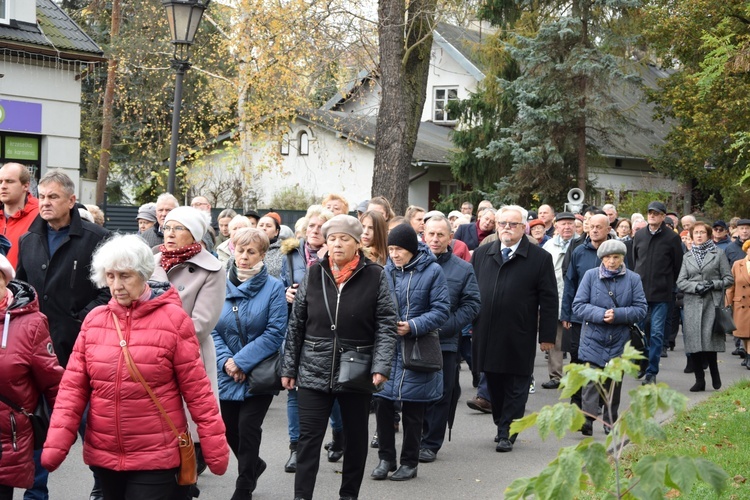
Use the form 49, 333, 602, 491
281, 214, 397, 500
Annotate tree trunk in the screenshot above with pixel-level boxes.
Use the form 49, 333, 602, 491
576, 0, 589, 193
372, 0, 435, 215
96, 0, 121, 206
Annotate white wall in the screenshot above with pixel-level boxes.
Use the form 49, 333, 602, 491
422, 45, 479, 123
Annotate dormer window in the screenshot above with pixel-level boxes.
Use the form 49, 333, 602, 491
433, 87, 458, 123
0, 0, 9, 24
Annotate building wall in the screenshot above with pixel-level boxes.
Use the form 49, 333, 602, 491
0, 59, 83, 189
422, 45, 479, 123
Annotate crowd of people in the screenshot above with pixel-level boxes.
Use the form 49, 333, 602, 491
2, 160, 750, 499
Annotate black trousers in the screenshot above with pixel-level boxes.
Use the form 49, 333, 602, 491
91, 467, 178, 500
0, 484, 12, 500
295, 388, 371, 499
220, 395, 273, 491
569, 322, 583, 408
376, 399, 426, 466
421, 351, 458, 452
484, 372, 531, 442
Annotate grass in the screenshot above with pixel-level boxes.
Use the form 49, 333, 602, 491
587, 379, 750, 499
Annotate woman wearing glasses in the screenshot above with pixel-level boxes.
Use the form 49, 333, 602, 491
152, 206, 226, 482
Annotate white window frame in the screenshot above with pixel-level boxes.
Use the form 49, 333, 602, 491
298, 131, 309, 156
433, 86, 459, 123
280, 132, 290, 155
0, 0, 10, 25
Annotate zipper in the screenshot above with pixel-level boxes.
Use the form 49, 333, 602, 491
10, 412, 18, 451
70, 260, 78, 288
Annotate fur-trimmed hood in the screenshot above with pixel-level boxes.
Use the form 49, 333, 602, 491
280, 237, 302, 255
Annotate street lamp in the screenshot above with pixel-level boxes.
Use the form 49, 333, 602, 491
162, 0, 211, 195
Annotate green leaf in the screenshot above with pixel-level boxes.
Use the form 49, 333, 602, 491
694, 458, 729, 494
533, 447, 585, 500
504, 476, 533, 499
630, 455, 669, 500
510, 412, 539, 436
664, 455, 699, 491
580, 441, 610, 490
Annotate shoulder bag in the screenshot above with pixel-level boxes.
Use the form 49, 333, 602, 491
227, 300, 283, 394
389, 270, 443, 373
0, 394, 50, 450
322, 267, 375, 392
603, 279, 648, 353
712, 282, 736, 335
112, 313, 197, 486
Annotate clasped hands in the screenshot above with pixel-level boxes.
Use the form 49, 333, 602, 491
224, 358, 246, 383
695, 280, 714, 296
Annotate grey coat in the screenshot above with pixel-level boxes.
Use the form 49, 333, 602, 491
676, 248, 733, 353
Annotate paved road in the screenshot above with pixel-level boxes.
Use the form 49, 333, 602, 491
47, 337, 749, 499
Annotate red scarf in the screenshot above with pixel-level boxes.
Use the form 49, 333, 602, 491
329, 253, 360, 286
159, 242, 202, 273
477, 220, 493, 244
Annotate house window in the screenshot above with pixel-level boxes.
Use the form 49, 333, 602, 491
280, 133, 290, 155
299, 131, 309, 156
0, 0, 9, 24
433, 87, 458, 122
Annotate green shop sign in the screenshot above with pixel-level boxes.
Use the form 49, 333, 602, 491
4, 136, 39, 161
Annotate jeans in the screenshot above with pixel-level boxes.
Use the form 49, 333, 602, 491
476, 373, 490, 401
641, 301, 668, 376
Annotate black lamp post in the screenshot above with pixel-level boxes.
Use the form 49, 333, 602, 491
162, 0, 210, 195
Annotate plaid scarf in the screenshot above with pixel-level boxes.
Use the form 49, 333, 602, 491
159, 242, 202, 273
329, 253, 360, 286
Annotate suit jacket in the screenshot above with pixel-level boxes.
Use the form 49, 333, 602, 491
471, 237, 558, 376
454, 223, 479, 250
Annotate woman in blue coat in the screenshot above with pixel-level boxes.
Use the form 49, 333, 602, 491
372, 223, 450, 481
572, 239, 647, 436
212, 227, 287, 500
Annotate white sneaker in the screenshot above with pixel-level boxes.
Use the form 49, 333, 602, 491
529, 376, 536, 394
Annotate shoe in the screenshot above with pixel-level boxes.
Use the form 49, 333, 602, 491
327, 430, 344, 462
732, 348, 742, 356
581, 421, 593, 436
496, 438, 513, 452
603, 425, 611, 436
418, 448, 437, 463
742, 358, 748, 367
390, 464, 418, 481
661, 347, 668, 358
529, 377, 536, 394
195, 442, 207, 476
230, 488, 252, 500
541, 379, 560, 389
636, 370, 646, 380
370, 433, 379, 449
89, 486, 104, 500
284, 443, 298, 473
255, 458, 267, 481
466, 396, 492, 414
689, 381, 705, 392
494, 434, 499, 443
370, 460, 396, 480
339, 497, 357, 500
740, 349, 747, 359
684, 362, 694, 373
642, 374, 656, 385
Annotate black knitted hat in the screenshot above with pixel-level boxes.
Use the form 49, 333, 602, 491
387, 223, 419, 256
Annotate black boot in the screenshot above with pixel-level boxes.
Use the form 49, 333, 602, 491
284, 442, 298, 473
707, 352, 721, 390
690, 353, 705, 392
327, 430, 344, 462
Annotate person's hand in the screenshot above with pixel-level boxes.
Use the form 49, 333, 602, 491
603, 309, 615, 324
562, 321, 572, 330
372, 373, 388, 387
540, 342, 555, 352
285, 284, 299, 304
396, 321, 410, 336
703, 280, 714, 291
281, 377, 296, 390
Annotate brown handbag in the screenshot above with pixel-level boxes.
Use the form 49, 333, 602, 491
112, 313, 198, 486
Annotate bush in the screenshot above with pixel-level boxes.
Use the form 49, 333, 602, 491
269, 185, 317, 210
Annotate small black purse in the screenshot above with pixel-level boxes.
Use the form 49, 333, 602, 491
604, 280, 648, 353
712, 282, 736, 335
0, 394, 50, 449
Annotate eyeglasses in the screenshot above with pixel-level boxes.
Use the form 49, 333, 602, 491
496, 221, 524, 229
162, 225, 189, 233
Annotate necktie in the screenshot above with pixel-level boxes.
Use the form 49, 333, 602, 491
502, 247, 512, 261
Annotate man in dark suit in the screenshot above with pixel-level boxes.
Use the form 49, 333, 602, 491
454, 208, 496, 251
471, 205, 558, 453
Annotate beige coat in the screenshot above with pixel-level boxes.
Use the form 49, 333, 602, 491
727, 258, 750, 339
152, 249, 226, 400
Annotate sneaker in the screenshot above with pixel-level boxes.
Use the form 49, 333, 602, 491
529, 376, 536, 394
466, 396, 492, 414
642, 374, 656, 385
370, 433, 379, 448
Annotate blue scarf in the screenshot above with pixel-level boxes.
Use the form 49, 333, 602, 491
599, 263, 627, 279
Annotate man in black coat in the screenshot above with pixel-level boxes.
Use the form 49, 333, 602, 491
632, 201, 683, 384
471, 205, 557, 453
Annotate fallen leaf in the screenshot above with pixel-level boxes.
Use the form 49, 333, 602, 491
734, 475, 746, 484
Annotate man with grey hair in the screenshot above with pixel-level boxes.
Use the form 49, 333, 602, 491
140, 192, 179, 248
16, 169, 110, 499
471, 205, 557, 452
603, 203, 619, 229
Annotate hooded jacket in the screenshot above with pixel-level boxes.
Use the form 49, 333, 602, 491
212, 264, 287, 400
42, 284, 229, 475
374, 243, 450, 402
432, 247, 481, 352
0, 280, 63, 489
281, 252, 397, 394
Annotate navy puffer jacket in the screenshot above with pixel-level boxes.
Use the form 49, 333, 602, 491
572, 267, 648, 367
375, 243, 450, 402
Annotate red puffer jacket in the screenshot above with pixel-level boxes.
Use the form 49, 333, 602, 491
0, 281, 63, 489
42, 284, 229, 475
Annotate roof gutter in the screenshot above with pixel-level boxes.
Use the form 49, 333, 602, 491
409, 161, 449, 183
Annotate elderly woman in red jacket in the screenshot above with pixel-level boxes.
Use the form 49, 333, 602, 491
0, 251, 63, 499
42, 234, 229, 499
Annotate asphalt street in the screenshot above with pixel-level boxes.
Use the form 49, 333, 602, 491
46, 336, 750, 499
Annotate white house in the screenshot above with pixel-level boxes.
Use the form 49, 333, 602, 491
204, 22, 678, 211
0, 0, 102, 194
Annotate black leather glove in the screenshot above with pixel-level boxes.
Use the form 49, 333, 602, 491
695, 283, 708, 295
704, 280, 714, 290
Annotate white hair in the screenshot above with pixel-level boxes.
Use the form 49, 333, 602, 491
90, 234, 155, 288
602, 203, 617, 212
156, 193, 179, 208
499, 205, 528, 223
